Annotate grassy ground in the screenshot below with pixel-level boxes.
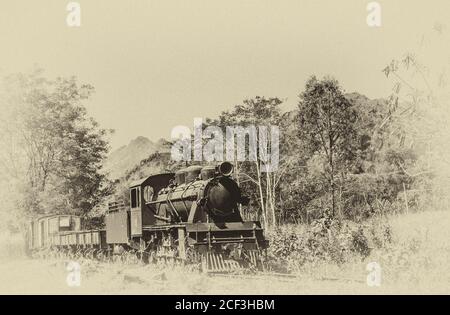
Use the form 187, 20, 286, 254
0, 210, 448, 294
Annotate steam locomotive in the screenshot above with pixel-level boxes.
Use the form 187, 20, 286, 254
27, 162, 268, 273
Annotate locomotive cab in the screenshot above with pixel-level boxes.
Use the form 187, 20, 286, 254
105, 173, 174, 244
128, 173, 175, 237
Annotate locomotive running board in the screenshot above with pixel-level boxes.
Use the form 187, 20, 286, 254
201, 251, 261, 274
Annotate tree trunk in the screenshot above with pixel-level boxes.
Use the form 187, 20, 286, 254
266, 172, 276, 227
255, 159, 267, 228
329, 148, 335, 217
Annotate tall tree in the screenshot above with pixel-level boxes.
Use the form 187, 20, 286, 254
208, 96, 283, 227
298, 76, 357, 217
0, 69, 111, 220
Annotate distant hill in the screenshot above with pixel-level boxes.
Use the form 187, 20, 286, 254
103, 136, 172, 180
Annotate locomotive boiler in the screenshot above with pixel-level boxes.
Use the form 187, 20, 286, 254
148, 162, 245, 224
27, 162, 268, 273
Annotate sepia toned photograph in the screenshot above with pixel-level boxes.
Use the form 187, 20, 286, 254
0, 0, 449, 300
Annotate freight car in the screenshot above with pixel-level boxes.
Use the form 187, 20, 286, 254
27, 214, 106, 258
26, 162, 268, 273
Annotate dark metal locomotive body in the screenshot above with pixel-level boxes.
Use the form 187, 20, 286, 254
27, 163, 268, 272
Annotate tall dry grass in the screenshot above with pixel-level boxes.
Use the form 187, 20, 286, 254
0, 232, 25, 261
265, 209, 450, 292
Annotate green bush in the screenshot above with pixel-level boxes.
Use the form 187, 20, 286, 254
265, 216, 392, 274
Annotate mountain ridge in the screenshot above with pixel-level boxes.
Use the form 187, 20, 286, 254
103, 136, 171, 180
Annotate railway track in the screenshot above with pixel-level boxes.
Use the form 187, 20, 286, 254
208, 270, 365, 284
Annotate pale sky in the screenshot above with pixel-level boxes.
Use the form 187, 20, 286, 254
0, 0, 448, 149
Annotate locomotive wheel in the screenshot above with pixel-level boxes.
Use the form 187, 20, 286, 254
95, 249, 107, 262
121, 250, 139, 265
156, 256, 167, 267
139, 250, 151, 264
112, 253, 124, 264
85, 248, 95, 259
135, 250, 148, 265
54, 248, 61, 260
74, 248, 82, 260
148, 250, 157, 264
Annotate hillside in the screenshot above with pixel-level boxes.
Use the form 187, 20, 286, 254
103, 136, 171, 180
